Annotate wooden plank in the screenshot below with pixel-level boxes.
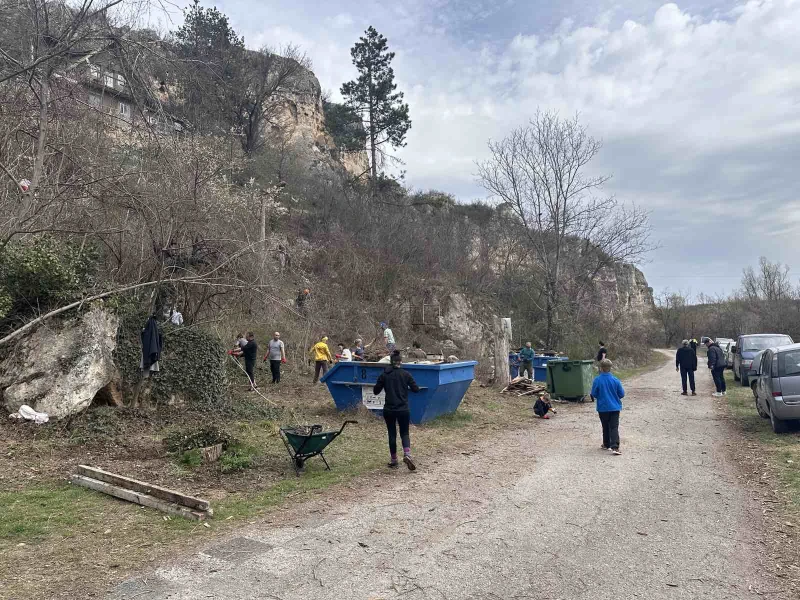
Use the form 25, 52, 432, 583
76, 465, 210, 511
71, 475, 209, 520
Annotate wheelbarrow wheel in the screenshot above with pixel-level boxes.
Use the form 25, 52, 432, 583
295, 457, 305, 470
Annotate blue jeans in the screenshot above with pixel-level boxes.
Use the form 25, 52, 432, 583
711, 367, 726, 393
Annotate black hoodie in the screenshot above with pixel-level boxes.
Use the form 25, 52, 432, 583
373, 365, 420, 411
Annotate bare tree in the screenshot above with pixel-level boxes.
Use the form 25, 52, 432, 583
476, 110, 652, 347
742, 257, 792, 302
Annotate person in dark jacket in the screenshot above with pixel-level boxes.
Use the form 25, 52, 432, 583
518, 342, 535, 379
242, 332, 258, 390
705, 339, 727, 396
676, 339, 698, 396
374, 351, 420, 470
690, 339, 698, 354
596, 341, 608, 362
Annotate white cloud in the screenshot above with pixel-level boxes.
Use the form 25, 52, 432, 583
328, 13, 354, 28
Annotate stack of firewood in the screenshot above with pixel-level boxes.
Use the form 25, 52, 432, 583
501, 377, 546, 397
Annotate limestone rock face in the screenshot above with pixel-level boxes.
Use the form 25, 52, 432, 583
270, 64, 369, 180
0, 308, 121, 419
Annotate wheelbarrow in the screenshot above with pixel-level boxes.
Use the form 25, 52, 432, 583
279, 421, 357, 475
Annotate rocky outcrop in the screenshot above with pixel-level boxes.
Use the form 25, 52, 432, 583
594, 263, 654, 315
0, 308, 121, 420
270, 65, 368, 180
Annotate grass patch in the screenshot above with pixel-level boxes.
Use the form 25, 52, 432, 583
424, 409, 474, 428
723, 370, 800, 510
0, 485, 101, 542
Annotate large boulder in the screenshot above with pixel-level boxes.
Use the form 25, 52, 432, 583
0, 307, 121, 419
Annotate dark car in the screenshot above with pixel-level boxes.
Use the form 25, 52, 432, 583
733, 334, 794, 386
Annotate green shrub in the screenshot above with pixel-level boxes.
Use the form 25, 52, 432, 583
219, 443, 259, 473
163, 425, 233, 453
179, 448, 203, 468
0, 236, 98, 318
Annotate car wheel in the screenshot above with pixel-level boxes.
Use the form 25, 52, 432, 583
740, 369, 748, 387
770, 408, 790, 434
751, 381, 758, 399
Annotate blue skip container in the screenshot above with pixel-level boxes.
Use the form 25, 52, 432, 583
532, 356, 568, 381
320, 361, 478, 424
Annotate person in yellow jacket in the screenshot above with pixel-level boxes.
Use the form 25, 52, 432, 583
310, 336, 334, 383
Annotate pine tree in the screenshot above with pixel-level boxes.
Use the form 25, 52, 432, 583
341, 27, 411, 189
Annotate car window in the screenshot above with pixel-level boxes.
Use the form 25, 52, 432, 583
779, 350, 800, 377
761, 352, 770, 375
742, 336, 794, 352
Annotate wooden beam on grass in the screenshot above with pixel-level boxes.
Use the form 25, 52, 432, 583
75, 465, 211, 512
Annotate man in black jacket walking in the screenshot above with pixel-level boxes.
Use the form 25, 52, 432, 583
676, 339, 698, 396
374, 351, 420, 471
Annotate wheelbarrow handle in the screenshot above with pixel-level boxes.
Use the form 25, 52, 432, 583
338, 420, 358, 434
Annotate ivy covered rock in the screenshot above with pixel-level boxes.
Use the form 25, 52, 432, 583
114, 309, 227, 408
0, 307, 121, 419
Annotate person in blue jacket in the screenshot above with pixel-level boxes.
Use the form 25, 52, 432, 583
590, 358, 625, 455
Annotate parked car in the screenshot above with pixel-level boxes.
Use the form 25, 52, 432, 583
733, 334, 794, 386
716, 337, 734, 348
722, 341, 735, 369
747, 350, 765, 396
753, 343, 800, 433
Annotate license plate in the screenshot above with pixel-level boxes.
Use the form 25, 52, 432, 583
362, 387, 385, 410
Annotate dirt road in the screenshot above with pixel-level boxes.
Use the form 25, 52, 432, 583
110, 355, 793, 599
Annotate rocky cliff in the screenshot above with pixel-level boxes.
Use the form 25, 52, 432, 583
270, 64, 368, 180
594, 263, 655, 316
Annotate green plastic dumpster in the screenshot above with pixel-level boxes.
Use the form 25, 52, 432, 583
546, 360, 594, 401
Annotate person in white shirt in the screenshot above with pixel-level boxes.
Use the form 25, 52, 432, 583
381, 322, 396, 352
266, 331, 286, 383
337, 343, 352, 362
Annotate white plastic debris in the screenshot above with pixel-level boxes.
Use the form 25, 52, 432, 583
10, 404, 49, 424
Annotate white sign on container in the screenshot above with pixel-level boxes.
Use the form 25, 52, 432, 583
362, 385, 385, 410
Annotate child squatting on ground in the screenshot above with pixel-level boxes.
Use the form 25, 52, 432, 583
373, 351, 419, 471
591, 358, 625, 455
533, 392, 556, 419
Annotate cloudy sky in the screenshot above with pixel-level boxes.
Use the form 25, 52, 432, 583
159, 1, 800, 298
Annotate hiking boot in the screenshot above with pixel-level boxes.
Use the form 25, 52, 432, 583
403, 454, 417, 471
388, 461, 399, 469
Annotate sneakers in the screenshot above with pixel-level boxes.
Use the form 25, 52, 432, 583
387, 461, 399, 469
542, 414, 550, 419
691, 392, 697, 396
600, 445, 609, 450
681, 392, 688, 396
403, 454, 417, 471
611, 448, 622, 456
722, 391, 727, 396
712, 392, 723, 397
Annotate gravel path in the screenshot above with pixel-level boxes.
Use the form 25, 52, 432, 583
111, 355, 792, 599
